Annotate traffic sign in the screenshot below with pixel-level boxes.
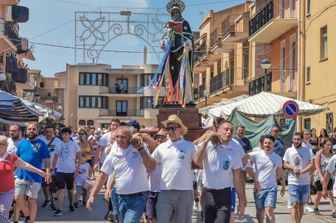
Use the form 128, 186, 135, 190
282, 100, 299, 119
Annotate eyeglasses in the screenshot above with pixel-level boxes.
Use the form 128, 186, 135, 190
166, 126, 180, 132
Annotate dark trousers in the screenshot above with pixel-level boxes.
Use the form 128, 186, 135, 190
201, 187, 232, 223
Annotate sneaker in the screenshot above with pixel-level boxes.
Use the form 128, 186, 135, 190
304, 205, 314, 213
74, 202, 79, 208
41, 200, 51, 208
287, 201, 292, 209
104, 211, 110, 220
69, 205, 75, 212
106, 211, 114, 222
314, 208, 320, 215
53, 209, 64, 216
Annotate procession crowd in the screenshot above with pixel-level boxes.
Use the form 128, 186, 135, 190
0, 116, 336, 223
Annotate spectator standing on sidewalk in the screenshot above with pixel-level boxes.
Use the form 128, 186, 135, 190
193, 121, 246, 223
313, 138, 335, 215
14, 122, 51, 223
52, 127, 82, 216
234, 125, 252, 153
152, 115, 196, 223
283, 132, 314, 223
249, 135, 285, 223
322, 146, 336, 218
87, 126, 156, 223
271, 127, 285, 158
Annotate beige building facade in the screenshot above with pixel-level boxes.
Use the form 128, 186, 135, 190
57, 63, 159, 129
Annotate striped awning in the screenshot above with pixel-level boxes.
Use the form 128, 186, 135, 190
210, 91, 325, 117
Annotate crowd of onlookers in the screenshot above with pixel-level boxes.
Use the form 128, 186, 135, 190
1, 117, 336, 223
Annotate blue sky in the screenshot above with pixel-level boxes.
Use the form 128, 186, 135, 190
20, 0, 245, 76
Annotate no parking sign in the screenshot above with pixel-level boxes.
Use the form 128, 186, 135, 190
282, 100, 299, 119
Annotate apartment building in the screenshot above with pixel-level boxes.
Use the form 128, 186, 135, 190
56, 62, 159, 129
248, 0, 299, 98
193, 2, 251, 107
302, 0, 336, 132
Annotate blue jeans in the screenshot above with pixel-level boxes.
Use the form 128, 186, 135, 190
117, 192, 147, 223
110, 187, 119, 220
254, 186, 277, 211
288, 184, 309, 205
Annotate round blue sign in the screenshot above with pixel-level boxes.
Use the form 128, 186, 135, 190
282, 100, 299, 119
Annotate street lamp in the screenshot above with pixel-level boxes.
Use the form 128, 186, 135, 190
203, 90, 209, 107
260, 58, 271, 91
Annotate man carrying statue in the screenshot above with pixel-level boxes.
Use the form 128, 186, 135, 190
154, 0, 194, 106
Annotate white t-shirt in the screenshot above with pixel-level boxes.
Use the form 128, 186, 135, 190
40, 136, 64, 169
55, 140, 80, 173
283, 146, 314, 186
230, 138, 245, 159
98, 132, 111, 164
152, 139, 196, 191
101, 142, 149, 195
149, 163, 162, 192
7, 138, 23, 153
249, 150, 282, 189
326, 154, 336, 197
201, 142, 242, 189
76, 162, 91, 186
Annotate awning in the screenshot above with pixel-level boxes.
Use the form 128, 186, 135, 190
209, 91, 325, 117
22, 99, 63, 121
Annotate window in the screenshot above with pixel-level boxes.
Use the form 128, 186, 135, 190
116, 100, 128, 116
140, 74, 154, 87
243, 45, 249, 80
79, 120, 86, 126
87, 120, 94, 126
306, 0, 311, 16
306, 67, 311, 83
304, 118, 311, 130
79, 73, 109, 86
320, 26, 328, 60
78, 96, 108, 108
326, 113, 333, 133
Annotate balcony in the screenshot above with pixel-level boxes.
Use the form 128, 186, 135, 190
0, 19, 16, 51
210, 69, 234, 95
222, 14, 249, 43
99, 109, 144, 117
100, 86, 142, 95
194, 84, 205, 101
210, 29, 222, 51
194, 42, 207, 66
248, 72, 272, 95
249, 1, 298, 43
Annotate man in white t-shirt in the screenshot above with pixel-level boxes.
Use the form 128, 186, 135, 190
322, 153, 336, 218
87, 126, 156, 223
283, 132, 314, 223
52, 128, 82, 216
152, 115, 196, 223
40, 125, 64, 209
193, 120, 246, 223
249, 135, 285, 223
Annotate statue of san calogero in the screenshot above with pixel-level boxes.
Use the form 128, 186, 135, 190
154, 0, 194, 107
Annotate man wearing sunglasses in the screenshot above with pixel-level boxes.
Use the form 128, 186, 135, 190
152, 114, 196, 223
40, 125, 65, 210
193, 120, 246, 223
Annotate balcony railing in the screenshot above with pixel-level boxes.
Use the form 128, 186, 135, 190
222, 17, 235, 37
248, 72, 272, 95
210, 29, 221, 49
210, 69, 234, 94
194, 84, 205, 100
249, 1, 274, 37
194, 42, 207, 63
101, 86, 141, 94
107, 109, 144, 117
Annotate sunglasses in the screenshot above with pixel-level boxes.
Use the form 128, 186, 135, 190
166, 126, 180, 132
79, 132, 86, 136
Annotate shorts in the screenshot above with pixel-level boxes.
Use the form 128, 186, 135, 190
14, 179, 41, 199
146, 191, 159, 219
231, 187, 236, 212
315, 179, 334, 191
55, 172, 75, 190
288, 184, 309, 205
254, 187, 277, 211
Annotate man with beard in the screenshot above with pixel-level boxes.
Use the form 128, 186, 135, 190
283, 132, 314, 223
7, 124, 24, 154
40, 125, 65, 210
14, 122, 51, 223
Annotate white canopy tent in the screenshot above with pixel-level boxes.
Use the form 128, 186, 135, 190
209, 91, 325, 117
